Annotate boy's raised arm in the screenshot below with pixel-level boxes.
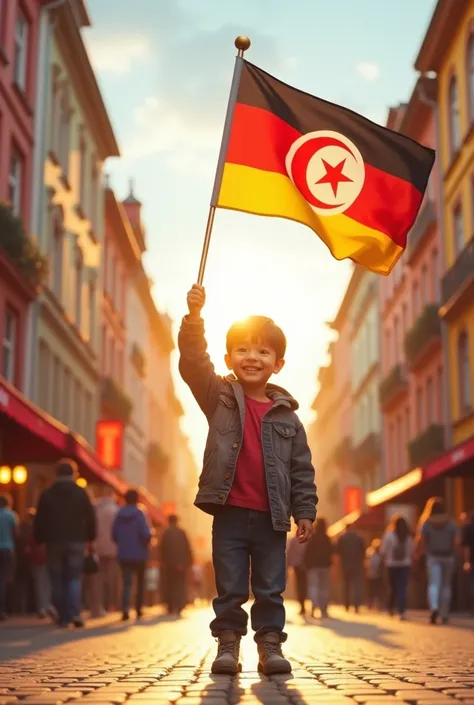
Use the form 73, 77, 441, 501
178, 284, 224, 420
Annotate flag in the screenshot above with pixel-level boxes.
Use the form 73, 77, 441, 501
217, 61, 435, 275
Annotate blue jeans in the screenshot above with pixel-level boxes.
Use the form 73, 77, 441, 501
387, 566, 410, 615
120, 561, 146, 614
0, 549, 14, 613
426, 555, 455, 618
46, 542, 84, 623
210, 506, 287, 642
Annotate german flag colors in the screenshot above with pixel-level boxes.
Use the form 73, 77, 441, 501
217, 61, 435, 275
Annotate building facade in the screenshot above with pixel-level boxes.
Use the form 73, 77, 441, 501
350, 268, 382, 495
30, 1, 119, 447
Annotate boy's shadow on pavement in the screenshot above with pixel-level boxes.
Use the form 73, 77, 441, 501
287, 614, 401, 650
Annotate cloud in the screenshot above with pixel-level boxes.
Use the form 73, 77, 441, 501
356, 61, 380, 81
85, 34, 152, 75
87, 2, 295, 166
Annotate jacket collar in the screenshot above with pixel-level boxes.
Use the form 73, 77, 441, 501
224, 374, 298, 410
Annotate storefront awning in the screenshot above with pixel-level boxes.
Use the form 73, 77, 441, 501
0, 378, 166, 526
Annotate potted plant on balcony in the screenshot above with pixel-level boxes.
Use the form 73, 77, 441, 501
0, 202, 48, 289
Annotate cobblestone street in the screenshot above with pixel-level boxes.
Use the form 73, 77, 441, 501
0, 605, 473, 705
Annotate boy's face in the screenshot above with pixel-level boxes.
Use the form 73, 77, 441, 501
224, 338, 285, 389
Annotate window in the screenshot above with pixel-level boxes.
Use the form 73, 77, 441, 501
385, 329, 391, 372
90, 157, 98, 231
421, 264, 428, 306
74, 248, 83, 328
73, 379, 82, 433
88, 280, 95, 343
51, 220, 63, 299
2, 308, 17, 383
79, 127, 87, 208
8, 147, 23, 216
63, 367, 71, 425
432, 249, 439, 302
117, 347, 123, 384
448, 76, 461, 156
426, 376, 434, 424
0, 0, 5, 43
412, 281, 419, 320
58, 84, 71, 175
405, 407, 411, 468
38, 341, 50, 411
14, 10, 28, 91
417, 387, 424, 432
437, 367, 444, 424
402, 303, 408, 338
467, 34, 474, 122
453, 203, 464, 257
458, 330, 472, 414
394, 316, 400, 363
52, 356, 60, 418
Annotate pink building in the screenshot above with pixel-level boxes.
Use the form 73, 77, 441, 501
380, 77, 445, 482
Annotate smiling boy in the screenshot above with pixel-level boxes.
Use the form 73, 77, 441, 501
178, 284, 317, 675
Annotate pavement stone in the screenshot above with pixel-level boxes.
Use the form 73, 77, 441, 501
0, 606, 472, 704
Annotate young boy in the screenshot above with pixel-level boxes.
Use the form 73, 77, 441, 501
179, 284, 317, 675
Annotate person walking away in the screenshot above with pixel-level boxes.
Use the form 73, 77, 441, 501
287, 525, 308, 616
366, 539, 384, 610
159, 514, 193, 616
179, 284, 317, 675
24, 508, 54, 618
416, 497, 458, 625
462, 510, 474, 615
0, 494, 17, 620
90, 488, 120, 617
304, 517, 333, 619
336, 523, 365, 612
34, 459, 96, 628
381, 515, 414, 620
15, 510, 35, 614
112, 489, 151, 621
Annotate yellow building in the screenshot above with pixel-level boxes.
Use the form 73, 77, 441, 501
30, 3, 119, 444
416, 0, 474, 446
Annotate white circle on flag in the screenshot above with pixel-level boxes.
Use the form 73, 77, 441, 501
285, 130, 366, 216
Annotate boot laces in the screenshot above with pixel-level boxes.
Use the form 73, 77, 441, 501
263, 640, 282, 656
218, 639, 237, 656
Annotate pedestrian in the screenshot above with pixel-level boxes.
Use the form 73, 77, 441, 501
0, 493, 17, 620
416, 497, 459, 625
15, 509, 35, 614
112, 489, 151, 622
34, 458, 97, 628
366, 539, 384, 610
462, 510, 474, 615
287, 525, 308, 616
304, 517, 333, 619
336, 523, 365, 613
159, 514, 193, 616
90, 487, 120, 617
24, 508, 54, 619
178, 284, 317, 675
381, 515, 414, 620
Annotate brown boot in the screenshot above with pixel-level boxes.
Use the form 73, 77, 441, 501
211, 630, 242, 674
257, 632, 292, 675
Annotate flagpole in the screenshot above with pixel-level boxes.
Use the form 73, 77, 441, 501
197, 35, 251, 286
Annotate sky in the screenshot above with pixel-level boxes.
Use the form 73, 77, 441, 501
84, 0, 436, 464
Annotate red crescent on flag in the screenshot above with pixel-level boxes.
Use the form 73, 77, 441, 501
287, 135, 356, 210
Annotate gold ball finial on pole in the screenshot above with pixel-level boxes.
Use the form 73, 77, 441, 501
235, 35, 251, 56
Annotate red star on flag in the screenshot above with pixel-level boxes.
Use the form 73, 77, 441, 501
316, 158, 353, 197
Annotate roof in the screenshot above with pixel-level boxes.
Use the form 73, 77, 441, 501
414, 0, 467, 73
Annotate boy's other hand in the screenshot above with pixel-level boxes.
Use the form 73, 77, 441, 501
187, 284, 206, 319
297, 519, 313, 543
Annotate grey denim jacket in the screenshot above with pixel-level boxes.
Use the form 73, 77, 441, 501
178, 315, 318, 532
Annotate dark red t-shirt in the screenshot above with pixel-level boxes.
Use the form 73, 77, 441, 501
226, 396, 273, 513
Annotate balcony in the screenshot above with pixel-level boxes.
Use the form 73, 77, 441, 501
404, 304, 441, 369
379, 364, 408, 409
0, 202, 48, 289
441, 235, 474, 319
101, 377, 133, 424
353, 432, 380, 475
147, 442, 169, 474
406, 199, 436, 264
131, 343, 147, 378
331, 435, 352, 466
408, 424, 445, 468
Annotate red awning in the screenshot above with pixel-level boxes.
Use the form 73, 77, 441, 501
423, 436, 474, 481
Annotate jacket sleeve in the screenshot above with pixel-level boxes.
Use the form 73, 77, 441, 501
82, 490, 97, 542
290, 422, 318, 524
34, 491, 48, 544
178, 315, 225, 420
140, 512, 152, 545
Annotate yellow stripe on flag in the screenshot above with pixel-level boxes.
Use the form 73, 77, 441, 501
218, 163, 404, 275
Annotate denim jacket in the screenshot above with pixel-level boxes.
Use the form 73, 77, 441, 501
178, 316, 318, 532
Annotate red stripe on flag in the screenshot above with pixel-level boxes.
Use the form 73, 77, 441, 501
226, 102, 422, 248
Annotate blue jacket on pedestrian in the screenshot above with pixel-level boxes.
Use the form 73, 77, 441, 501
112, 505, 151, 562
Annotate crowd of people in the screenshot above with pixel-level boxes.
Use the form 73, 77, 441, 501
287, 497, 474, 624
0, 458, 213, 625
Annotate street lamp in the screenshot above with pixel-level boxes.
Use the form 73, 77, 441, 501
12, 466, 27, 485
76, 477, 87, 488
0, 466, 11, 484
